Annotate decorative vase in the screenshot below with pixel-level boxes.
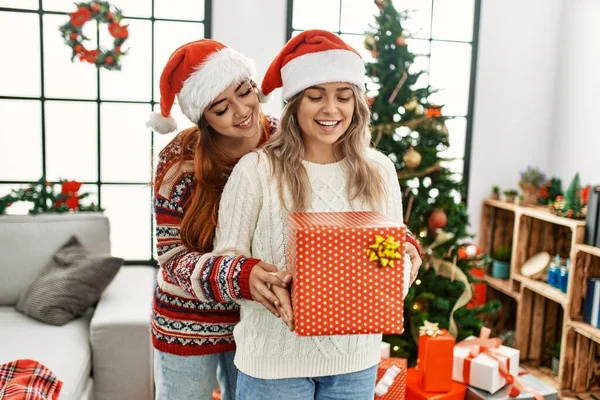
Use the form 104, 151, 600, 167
490, 192, 500, 200
519, 182, 540, 205
492, 260, 510, 279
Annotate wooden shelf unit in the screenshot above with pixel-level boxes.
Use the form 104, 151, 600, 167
479, 199, 600, 398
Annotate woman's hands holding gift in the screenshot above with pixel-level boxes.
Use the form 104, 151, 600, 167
249, 262, 292, 317
272, 272, 294, 332
406, 241, 422, 285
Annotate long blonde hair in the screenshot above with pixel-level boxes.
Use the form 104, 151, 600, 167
155, 114, 271, 253
263, 84, 386, 212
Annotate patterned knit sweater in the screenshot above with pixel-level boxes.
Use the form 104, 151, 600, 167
151, 115, 278, 356
211, 148, 409, 379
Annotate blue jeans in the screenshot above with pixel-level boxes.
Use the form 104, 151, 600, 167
236, 365, 377, 400
154, 350, 237, 400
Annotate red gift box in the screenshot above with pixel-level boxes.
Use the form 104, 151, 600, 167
375, 357, 407, 400
288, 211, 406, 336
468, 267, 487, 308
417, 327, 455, 392
407, 367, 466, 400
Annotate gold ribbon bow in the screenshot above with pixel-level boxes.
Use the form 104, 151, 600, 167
420, 232, 473, 339
366, 235, 402, 268
419, 320, 442, 337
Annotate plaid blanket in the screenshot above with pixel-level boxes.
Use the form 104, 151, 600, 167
0, 359, 62, 400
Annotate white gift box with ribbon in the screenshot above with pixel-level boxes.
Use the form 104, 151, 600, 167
453, 336, 520, 394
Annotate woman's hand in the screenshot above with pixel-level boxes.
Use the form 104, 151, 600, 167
249, 262, 292, 317
406, 241, 422, 285
272, 272, 294, 331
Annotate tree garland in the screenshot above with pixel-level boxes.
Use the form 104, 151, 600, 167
0, 177, 103, 215
59, 1, 129, 71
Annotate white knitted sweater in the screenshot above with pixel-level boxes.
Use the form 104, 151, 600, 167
213, 148, 408, 379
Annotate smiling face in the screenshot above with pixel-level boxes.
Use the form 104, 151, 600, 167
296, 82, 355, 159
202, 80, 261, 140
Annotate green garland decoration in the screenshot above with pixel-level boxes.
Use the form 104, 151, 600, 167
0, 177, 103, 215
59, 1, 129, 71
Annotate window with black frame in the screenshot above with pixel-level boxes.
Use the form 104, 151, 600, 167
0, 0, 211, 265
287, 0, 480, 197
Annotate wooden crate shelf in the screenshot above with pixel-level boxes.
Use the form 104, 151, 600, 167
484, 273, 520, 300
575, 243, 600, 258
479, 199, 594, 399
520, 362, 559, 391
569, 321, 600, 344
513, 274, 567, 308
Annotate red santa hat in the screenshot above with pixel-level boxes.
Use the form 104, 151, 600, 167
147, 39, 267, 134
261, 30, 365, 101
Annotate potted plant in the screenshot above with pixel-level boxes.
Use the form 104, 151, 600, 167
503, 189, 518, 203
550, 341, 561, 376
516, 194, 525, 205
519, 166, 547, 205
491, 245, 511, 279
490, 185, 500, 200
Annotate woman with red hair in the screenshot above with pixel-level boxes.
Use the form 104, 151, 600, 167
147, 39, 289, 400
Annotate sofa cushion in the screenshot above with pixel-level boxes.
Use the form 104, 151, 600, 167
0, 307, 92, 400
16, 236, 123, 326
0, 213, 110, 305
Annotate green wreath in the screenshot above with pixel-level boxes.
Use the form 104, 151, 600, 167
59, 1, 129, 71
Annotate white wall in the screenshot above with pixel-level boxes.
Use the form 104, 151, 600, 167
212, 0, 286, 117
550, 0, 600, 187
467, 0, 565, 236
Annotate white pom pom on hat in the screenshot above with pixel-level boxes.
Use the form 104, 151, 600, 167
146, 39, 267, 134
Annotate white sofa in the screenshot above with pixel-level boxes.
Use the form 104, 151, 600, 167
0, 213, 156, 400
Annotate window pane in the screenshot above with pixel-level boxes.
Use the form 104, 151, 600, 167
79, 183, 99, 207
0, 12, 40, 97
153, 21, 205, 101
45, 101, 98, 182
340, 34, 375, 64
293, 0, 340, 32
101, 103, 152, 182
42, 0, 150, 16
439, 117, 466, 160
100, 19, 152, 101
428, 41, 471, 116
43, 14, 97, 99
101, 184, 151, 260
441, 159, 464, 178
406, 38, 430, 56
341, 0, 377, 34
395, 0, 432, 39
431, 0, 474, 42
154, 0, 205, 21
0, 0, 37, 9
151, 104, 193, 169
42, 0, 81, 12
0, 100, 42, 181
0, 184, 31, 215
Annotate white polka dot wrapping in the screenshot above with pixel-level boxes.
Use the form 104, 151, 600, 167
287, 211, 407, 336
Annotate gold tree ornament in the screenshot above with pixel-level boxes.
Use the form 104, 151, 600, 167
403, 147, 422, 169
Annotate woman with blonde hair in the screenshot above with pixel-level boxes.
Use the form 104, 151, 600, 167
211, 30, 421, 399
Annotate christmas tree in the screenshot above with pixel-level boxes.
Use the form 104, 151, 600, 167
364, 0, 500, 363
